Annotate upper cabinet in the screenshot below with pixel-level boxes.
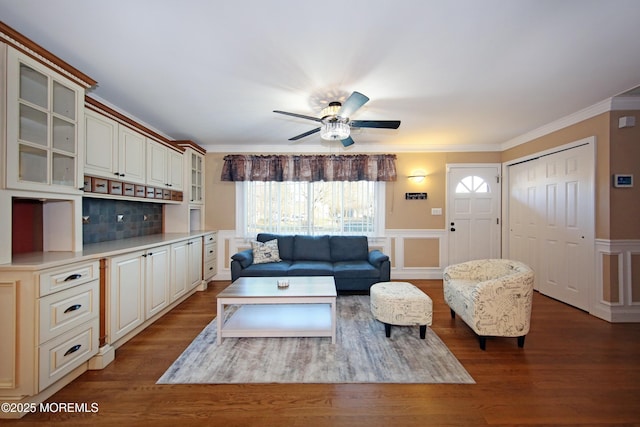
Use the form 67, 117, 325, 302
146, 139, 183, 191
190, 151, 204, 204
84, 109, 146, 185
4, 46, 86, 194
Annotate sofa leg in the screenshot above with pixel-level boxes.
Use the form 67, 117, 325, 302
517, 335, 526, 348
450, 309, 456, 319
479, 336, 487, 351
419, 325, 426, 339
384, 323, 391, 338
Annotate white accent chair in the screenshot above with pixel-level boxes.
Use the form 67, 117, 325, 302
443, 259, 534, 350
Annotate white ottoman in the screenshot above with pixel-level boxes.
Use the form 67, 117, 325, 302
370, 282, 433, 339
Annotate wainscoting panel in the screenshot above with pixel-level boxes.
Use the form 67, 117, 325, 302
593, 239, 640, 322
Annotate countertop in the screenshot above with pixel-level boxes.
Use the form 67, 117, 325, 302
0, 231, 216, 271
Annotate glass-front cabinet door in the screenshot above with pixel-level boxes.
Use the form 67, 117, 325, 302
5, 47, 84, 193
190, 152, 203, 204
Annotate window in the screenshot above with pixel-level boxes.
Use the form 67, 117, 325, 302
455, 175, 489, 193
237, 180, 385, 237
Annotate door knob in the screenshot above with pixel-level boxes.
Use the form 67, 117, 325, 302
450, 227, 456, 232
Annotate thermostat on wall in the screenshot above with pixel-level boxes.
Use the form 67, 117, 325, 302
613, 174, 633, 188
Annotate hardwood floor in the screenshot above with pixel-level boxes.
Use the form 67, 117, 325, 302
13, 280, 640, 426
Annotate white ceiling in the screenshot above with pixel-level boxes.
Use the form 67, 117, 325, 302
2, 0, 640, 153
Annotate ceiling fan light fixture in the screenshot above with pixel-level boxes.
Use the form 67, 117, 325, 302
320, 101, 342, 118
321, 121, 350, 140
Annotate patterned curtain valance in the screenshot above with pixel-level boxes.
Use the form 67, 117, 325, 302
221, 154, 397, 182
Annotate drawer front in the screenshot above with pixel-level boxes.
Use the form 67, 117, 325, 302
38, 319, 98, 391
39, 260, 100, 297
204, 243, 216, 262
204, 260, 217, 279
203, 232, 216, 245
39, 281, 99, 344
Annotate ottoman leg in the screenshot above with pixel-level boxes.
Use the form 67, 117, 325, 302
384, 323, 391, 338
419, 325, 426, 339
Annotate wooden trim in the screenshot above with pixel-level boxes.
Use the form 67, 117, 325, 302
175, 140, 207, 155
85, 96, 184, 153
99, 259, 107, 347
0, 21, 97, 88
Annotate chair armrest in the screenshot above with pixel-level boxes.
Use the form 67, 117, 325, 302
368, 250, 389, 268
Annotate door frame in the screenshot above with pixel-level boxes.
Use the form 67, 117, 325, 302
445, 163, 502, 266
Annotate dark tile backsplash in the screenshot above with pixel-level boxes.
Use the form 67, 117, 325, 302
82, 198, 163, 244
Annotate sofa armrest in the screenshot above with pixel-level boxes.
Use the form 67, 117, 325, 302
368, 250, 389, 268
230, 249, 253, 283
231, 249, 253, 268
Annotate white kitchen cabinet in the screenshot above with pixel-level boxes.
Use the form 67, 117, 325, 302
0, 260, 99, 401
170, 237, 202, 302
84, 109, 146, 185
4, 46, 85, 194
146, 139, 183, 191
108, 250, 145, 343
203, 232, 217, 281
190, 151, 204, 204
188, 237, 203, 289
145, 245, 170, 319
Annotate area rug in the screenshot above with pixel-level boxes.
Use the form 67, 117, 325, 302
157, 295, 474, 384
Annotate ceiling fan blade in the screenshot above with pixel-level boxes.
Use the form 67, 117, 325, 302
289, 127, 321, 141
350, 120, 401, 129
338, 92, 369, 118
273, 110, 322, 122
340, 136, 355, 147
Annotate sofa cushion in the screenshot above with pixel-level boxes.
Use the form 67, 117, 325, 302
333, 260, 381, 278
241, 261, 292, 277
251, 239, 281, 264
287, 260, 333, 276
257, 233, 294, 260
293, 235, 331, 261
330, 236, 368, 261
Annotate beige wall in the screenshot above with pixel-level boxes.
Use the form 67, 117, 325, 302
205, 151, 501, 233
206, 111, 638, 240
501, 110, 640, 240
387, 152, 500, 229
609, 110, 640, 240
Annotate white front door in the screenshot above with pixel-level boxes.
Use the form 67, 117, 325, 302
507, 142, 594, 311
447, 164, 501, 265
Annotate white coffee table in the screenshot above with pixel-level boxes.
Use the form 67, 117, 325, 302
216, 276, 337, 344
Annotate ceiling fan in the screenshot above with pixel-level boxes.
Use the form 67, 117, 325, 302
273, 91, 400, 147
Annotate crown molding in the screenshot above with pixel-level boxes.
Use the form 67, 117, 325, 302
202, 141, 502, 154
500, 96, 640, 151
0, 21, 97, 88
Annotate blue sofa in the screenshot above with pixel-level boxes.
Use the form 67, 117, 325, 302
230, 234, 390, 292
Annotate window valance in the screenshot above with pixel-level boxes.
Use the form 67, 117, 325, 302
221, 154, 397, 182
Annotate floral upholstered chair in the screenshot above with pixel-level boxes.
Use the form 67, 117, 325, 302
443, 259, 534, 350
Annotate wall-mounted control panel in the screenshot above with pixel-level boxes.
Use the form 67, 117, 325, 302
613, 174, 633, 188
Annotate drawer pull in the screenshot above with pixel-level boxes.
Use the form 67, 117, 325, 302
64, 344, 82, 357
64, 304, 82, 313
64, 273, 82, 281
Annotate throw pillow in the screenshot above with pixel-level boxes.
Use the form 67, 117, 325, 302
251, 239, 281, 264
